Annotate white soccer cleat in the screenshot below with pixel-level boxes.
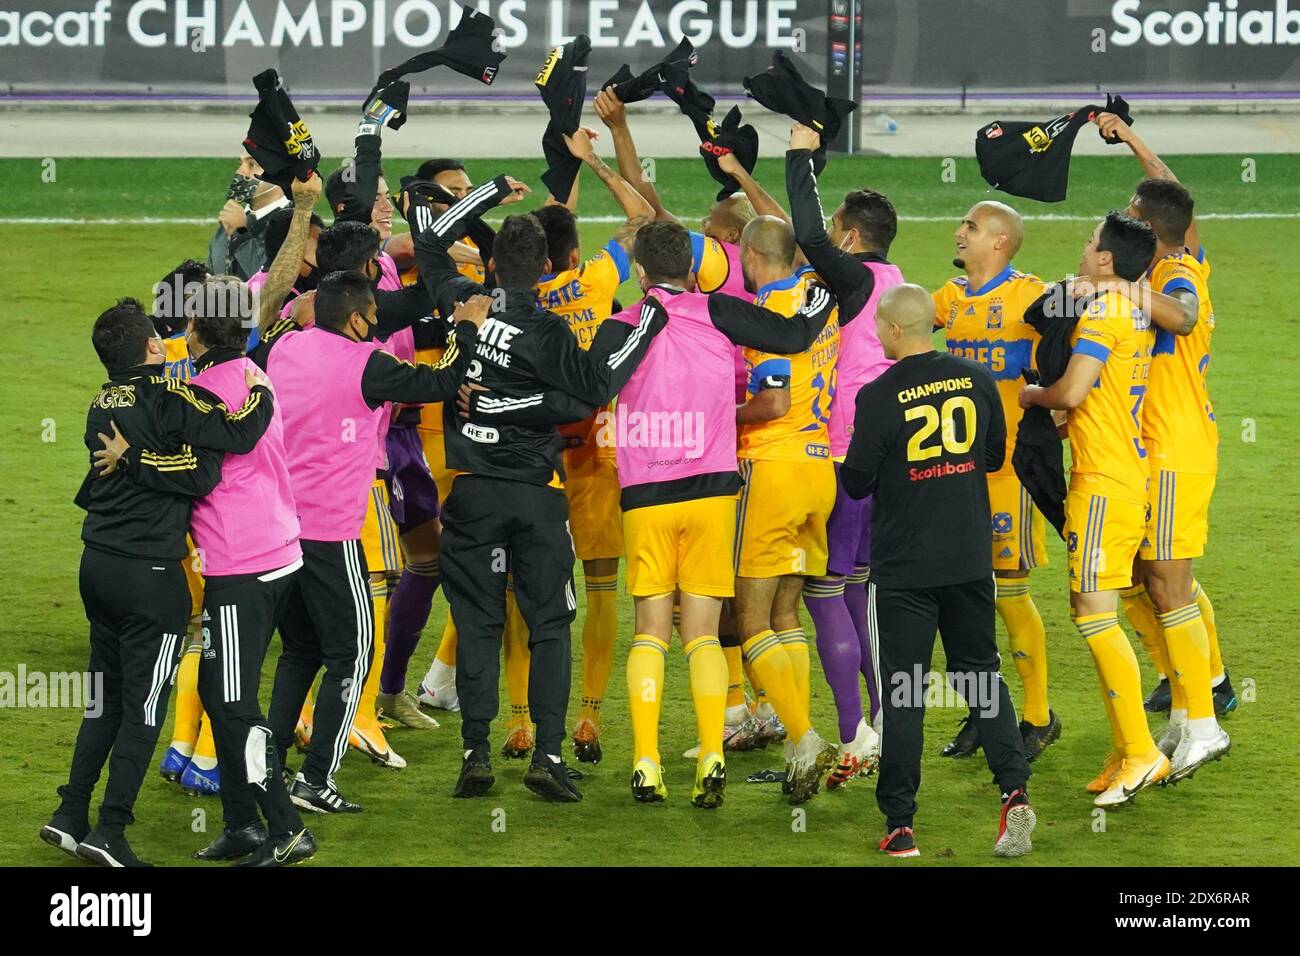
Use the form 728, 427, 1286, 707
826, 718, 881, 789
416, 659, 459, 712
786, 729, 838, 805
1166, 726, 1231, 785
1156, 719, 1184, 759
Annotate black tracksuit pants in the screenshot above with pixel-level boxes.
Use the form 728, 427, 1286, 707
197, 563, 304, 837
55, 547, 189, 834
268, 539, 374, 790
439, 475, 577, 758
869, 576, 1030, 831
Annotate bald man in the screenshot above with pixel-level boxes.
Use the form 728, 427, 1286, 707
932, 201, 1060, 764
842, 284, 1035, 859
731, 216, 842, 803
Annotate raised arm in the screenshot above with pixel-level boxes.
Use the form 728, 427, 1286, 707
719, 153, 789, 224
594, 88, 676, 223
256, 174, 322, 332
1095, 111, 1201, 256
565, 127, 654, 255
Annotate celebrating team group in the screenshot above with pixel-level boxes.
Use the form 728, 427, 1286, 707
42, 41, 1235, 869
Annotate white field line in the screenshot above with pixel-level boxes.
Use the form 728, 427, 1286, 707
0, 212, 1298, 225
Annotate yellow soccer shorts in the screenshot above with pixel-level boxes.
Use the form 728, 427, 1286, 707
564, 452, 624, 561
623, 495, 737, 598
1140, 470, 1215, 562
735, 458, 835, 578
1065, 487, 1146, 593
988, 469, 1050, 572
417, 425, 457, 504
361, 478, 404, 574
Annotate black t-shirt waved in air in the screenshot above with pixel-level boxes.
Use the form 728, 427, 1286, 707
841, 350, 1006, 590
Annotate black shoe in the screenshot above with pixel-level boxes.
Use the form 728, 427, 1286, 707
40, 816, 89, 859
453, 750, 495, 798
1020, 710, 1062, 763
75, 826, 152, 868
878, 826, 920, 858
193, 823, 268, 861
289, 777, 363, 814
940, 715, 981, 757
1213, 669, 1238, 716
233, 828, 316, 867
523, 754, 583, 802
744, 768, 786, 785
1144, 676, 1172, 714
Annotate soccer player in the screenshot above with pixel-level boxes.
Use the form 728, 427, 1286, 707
99, 280, 317, 866
471, 222, 841, 807
932, 201, 1060, 761
732, 215, 843, 801
263, 270, 480, 814
531, 127, 654, 764
43, 299, 275, 866
1097, 111, 1237, 738
592, 87, 754, 298
420, 202, 668, 803
843, 284, 1035, 859
786, 122, 903, 771
1019, 212, 1169, 807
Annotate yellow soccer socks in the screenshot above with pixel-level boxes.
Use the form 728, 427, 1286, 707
684, 636, 728, 762
1076, 613, 1156, 758
579, 573, 618, 726
995, 580, 1050, 726
741, 630, 811, 743
627, 634, 668, 765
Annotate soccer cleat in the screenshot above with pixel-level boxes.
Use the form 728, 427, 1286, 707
691, 753, 727, 809
1143, 676, 1172, 714
1085, 751, 1124, 794
159, 746, 191, 782
940, 715, 981, 757
524, 754, 583, 802
233, 828, 317, 867
1156, 720, 1185, 759
571, 717, 603, 764
827, 718, 881, 789
1020, 710, 1062, 763
180, 761, 221, 796
994, 788, 1036, 858
193, 824, 268, 861
40, 817, 88, 860
290, 776, 363, 814
630, 758, 668, 803
501, 722, 535, 760
786, 729, 839, 805
349, 722, 406, 769
1165, 727, 1231, 785
416, 660, 460, 712
376, 690, 440, 730
723, 713, 767, 752
453, 750, 495, 798
1213, 670, 1238, 716
76, 827, 152, 868
755, 705, 787, 746
879, 827, 920, 858
1093, 749, 1171, 807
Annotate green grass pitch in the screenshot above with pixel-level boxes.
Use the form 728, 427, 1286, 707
0, 154, 1297, 866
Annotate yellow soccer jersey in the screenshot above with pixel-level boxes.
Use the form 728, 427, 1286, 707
536, 239, 630, 347
1143, 248, 1218, 475
163, 333, 194, 381
739, 269, 839, 463
1067, 290, 1156, 503
934, 267, 1044, 471
537, 239, 632, 453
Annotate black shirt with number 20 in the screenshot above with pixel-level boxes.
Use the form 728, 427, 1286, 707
840, 350, 1006, 589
